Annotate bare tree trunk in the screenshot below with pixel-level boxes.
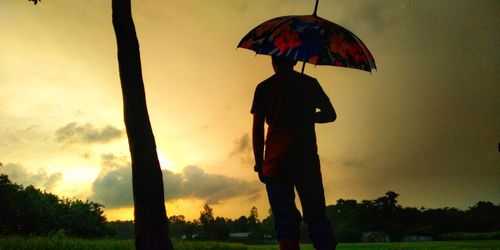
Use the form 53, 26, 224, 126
111, 1, 173, 249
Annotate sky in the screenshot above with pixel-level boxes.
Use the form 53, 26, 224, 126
1, 0, 499, 221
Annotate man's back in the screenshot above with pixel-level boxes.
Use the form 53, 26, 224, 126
252, 71, 331, 152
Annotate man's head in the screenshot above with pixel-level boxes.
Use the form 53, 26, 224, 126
272, 56, 297, 74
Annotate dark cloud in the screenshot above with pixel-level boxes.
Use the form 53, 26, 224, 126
230, 133, 253, 165
91, 167, 133, 208
0, 163, 62, 191
341, 155, 378, 169
91, 154, 261, 208
314, 0, 500, 208
55, 122, 123, 144
231, 133, 251, 156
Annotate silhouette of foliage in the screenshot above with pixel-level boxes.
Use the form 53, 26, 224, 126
2, 161, 498, 242
0, 171, 111, 237
325, 191, 500, 242
108, 194, 500, 242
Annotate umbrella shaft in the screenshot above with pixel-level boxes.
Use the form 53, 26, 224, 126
313, 0, 319, 16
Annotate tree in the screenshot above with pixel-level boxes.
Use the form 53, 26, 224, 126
248, 206, 260, 237
199, 204, 214, 235
0, 173, 110, 237
27, 0, 173, 248
375, 191, 400, 212
212, 217, 230, 241
232, 216, 249, 232
261, 209, 275, 237
111, 1, 172, 249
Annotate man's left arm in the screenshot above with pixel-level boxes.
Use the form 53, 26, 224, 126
314, 81, 336, 123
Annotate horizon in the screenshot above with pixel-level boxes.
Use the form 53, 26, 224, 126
1, 0, 499, 221
1, 172, 496, 222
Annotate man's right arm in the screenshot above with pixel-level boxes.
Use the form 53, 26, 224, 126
252, 113, 265, 172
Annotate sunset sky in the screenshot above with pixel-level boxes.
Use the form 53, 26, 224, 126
1, 0, 499, 221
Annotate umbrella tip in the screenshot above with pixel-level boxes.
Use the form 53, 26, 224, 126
313, 0, 319, 16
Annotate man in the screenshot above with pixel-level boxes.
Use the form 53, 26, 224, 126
251, 56, 337, 250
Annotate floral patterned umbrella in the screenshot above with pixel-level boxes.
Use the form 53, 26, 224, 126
237, 2, 376, 73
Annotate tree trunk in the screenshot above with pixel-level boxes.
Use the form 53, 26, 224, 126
111, 1, 173, 249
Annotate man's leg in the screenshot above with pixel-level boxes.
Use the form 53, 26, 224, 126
266, 179, 301, 250
295, 155, 337, 250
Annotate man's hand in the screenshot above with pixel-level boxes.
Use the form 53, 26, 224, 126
254, 164, 266, 183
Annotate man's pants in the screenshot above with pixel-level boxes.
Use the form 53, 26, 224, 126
265, 154, 337, 249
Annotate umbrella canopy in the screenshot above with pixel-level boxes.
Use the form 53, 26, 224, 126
238, 14, 376, 73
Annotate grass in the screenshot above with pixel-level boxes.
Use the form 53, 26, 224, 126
252, 241, 500, 250
0, 237, 499, 250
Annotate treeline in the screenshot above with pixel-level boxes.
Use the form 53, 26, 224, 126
110, 192, 500, 242
109, 205, 273, 241
326, 191, 500, 242
2, 169, 499, 242
0, 173, 111, 238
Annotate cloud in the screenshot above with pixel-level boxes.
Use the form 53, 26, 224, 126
167, 165, 260, 204
55, 122, 123, 144
230, 133, 253, 165
231, 133, 251, 156
91, 154, 261, 208
0, 163, 62, 191
341, 156, 377, 169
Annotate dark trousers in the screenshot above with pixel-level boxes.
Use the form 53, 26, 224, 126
265, 153, 337, 249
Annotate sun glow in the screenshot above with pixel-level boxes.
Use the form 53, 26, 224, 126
156, 148, 174, 171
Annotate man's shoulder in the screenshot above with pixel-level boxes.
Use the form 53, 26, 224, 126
294, 71, 318, 83
256, 75, 277, 90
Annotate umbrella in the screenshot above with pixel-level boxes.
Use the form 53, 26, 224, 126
237, 0, 376, 73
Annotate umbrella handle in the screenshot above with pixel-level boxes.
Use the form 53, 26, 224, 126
313, 0, 319, 16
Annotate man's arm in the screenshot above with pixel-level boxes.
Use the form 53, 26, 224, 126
252, 113, 265, 172
315, 100, 336, 123
313, 80, 336, 123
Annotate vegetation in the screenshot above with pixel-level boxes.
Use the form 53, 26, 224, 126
1, 168, 499, 243
0, 171, 111, 238
0, 237, 499, 250
325, 192, 500, 242
109, 193, 500, 243
0, 237, 247, 250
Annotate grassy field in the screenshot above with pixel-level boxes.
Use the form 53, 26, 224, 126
0, 237, 499, 250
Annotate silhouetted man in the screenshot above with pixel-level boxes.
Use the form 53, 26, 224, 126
252, 56, 337, 250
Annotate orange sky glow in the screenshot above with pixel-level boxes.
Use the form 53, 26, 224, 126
1, 0, 499, 221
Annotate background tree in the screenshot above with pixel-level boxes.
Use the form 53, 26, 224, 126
248, 206, 259, 229
261, 208, 276, 238
232, 216, 249, 232
212, 217, 230, 241
0, 172, 110, 237
169, 215, 188, 238
199, 204, 214, 237
248, 206, 262, 239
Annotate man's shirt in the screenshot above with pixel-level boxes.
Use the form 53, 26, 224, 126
251, 71, 331, 176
